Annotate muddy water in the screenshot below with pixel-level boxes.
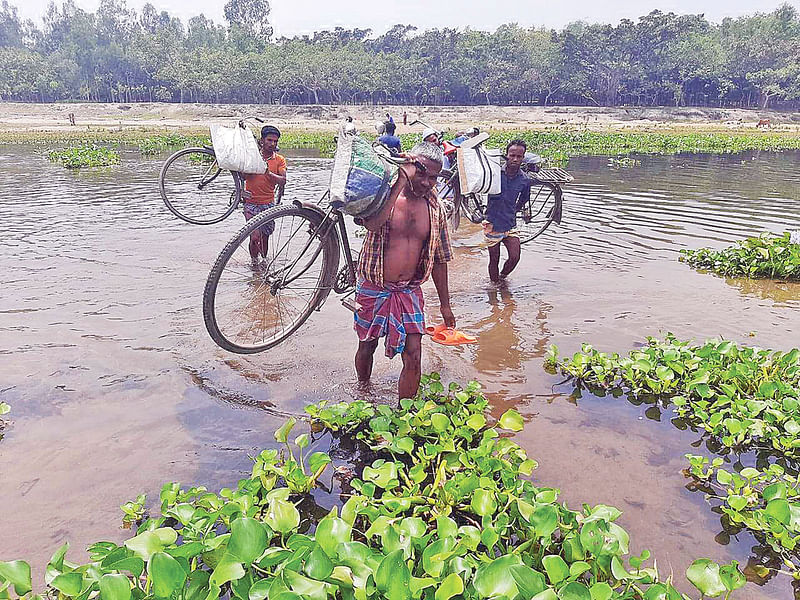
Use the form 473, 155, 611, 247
1, 145, 799, 598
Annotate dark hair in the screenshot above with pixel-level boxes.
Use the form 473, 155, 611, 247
261, 125, 281, 138
384, 121, 396, 135
506, 138, 526, 154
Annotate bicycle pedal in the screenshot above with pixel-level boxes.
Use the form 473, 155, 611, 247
341, 297, 362, 313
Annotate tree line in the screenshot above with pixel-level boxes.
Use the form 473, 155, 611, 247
0, 0, 798, 108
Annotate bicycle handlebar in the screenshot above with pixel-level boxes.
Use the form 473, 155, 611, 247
238, 116, 265, 128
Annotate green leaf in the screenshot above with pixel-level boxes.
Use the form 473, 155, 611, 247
229, 518, 268, 565
560, 582, 592, 600
727, 495, 747, 511
316, 511, 352, 557
686, 559, 726, 597
307, 452, 331, 474
265, 498, 300, 534
304, 545, 334, 580
283, 570, 329, 600
0, 561, 32, 596
473, 555, 521, 599
363, 462, 398, 489
0, 402, 9, 415
765, 498, 791, 525
434, 573, 463, 600
470, 488, 497, 516
431, 413, 450, 432
124, 528, 178, 561
531, 589, 558, 600
499, 409, 524, 431
719, 562, 746, 592
99, 574, 131, 600
375, 550, 410, 600
589, 582, 613, 600
295, 433, 309, 449
275, 418, 297, 443
509, 565, 546, 599
151, 552, 187, 598
542, 555, 569, 585
531, 503, 559, 538
210, 559, 245, 587
51, 572, 84, 596
466, 414, 486, 431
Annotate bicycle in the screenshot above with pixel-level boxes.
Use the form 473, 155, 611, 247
202, 191, 360, 353
158, 116, 283, 225
437, 151, 570, 244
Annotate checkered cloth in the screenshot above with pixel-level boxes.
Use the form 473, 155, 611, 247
353, 279, 426, 358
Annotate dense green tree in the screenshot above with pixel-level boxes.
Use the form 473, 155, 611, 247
0, 0, 797, 108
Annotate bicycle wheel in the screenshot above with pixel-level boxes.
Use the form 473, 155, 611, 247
517, 182, 562, 245
203, 204, 340, 353
159, 147, 241, 225
462, 193, 486, 224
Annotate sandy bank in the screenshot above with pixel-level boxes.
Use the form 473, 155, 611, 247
1, 102, 799, 135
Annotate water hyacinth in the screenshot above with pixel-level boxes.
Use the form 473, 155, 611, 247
680, 232, 800, 280
46, 144, 121, 169
0, 375, 743, 600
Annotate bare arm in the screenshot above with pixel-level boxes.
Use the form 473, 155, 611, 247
268, 169, 286, 187
431, 262, 455, 328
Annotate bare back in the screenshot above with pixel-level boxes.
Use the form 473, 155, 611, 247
383, 191, 431, 283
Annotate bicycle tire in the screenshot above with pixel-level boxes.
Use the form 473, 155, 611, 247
159, 147, 241, 225
462, 193, 486, 224
203, 204, 340, 353
517, 181, 562, 245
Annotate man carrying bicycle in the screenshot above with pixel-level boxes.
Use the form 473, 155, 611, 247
354, 142, 456, 399
483, 139, 531, 282
242, 125, 287, 265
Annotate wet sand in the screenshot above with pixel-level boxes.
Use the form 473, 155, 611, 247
1, 146, 799, 597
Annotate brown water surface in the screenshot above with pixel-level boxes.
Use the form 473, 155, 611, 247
1, 146, 799, 598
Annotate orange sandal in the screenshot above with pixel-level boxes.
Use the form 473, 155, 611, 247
430, 327, 477, 346
425, 324, 448, 337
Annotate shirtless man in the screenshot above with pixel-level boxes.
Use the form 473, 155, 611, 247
353, 142, 456, 399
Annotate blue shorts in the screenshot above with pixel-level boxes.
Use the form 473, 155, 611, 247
243, 202, 275, 236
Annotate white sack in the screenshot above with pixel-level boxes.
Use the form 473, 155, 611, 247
209, 124, 267, 174
457, 146, 501, 195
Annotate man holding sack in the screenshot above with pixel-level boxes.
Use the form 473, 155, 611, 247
353, 142, 456, 399
242, 125, 287, 265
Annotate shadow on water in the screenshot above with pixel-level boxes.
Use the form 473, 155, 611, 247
1, 144, 799, 597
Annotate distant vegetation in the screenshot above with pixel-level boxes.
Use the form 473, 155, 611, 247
0, 0, 798, 109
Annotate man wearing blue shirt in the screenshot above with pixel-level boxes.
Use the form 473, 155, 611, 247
483, 139, 531, 282
378, 121, 402, 152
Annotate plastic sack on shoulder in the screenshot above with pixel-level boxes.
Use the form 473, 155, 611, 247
329, 127, 397, 218
209, 124, 267, 174
457, 146, 501, 195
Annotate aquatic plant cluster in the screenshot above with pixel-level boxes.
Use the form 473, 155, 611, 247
0, 375, 742, 600
137, 134, 206, 156
680, 232, 800, 281
46, 144, 120, 169
547, 336, 800, 578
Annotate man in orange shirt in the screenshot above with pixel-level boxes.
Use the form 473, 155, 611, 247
242, 125, 287, 264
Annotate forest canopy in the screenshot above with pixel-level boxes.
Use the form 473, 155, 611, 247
0, 0, 798, 108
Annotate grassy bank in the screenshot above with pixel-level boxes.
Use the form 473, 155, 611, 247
4, 127, 800, 162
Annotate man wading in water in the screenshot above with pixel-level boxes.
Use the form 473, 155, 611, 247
242, 125, 287, 265
354, 142, 456, 399
483, 139, 531, 282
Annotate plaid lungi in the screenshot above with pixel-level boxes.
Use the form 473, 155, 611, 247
353, 279, 426, 358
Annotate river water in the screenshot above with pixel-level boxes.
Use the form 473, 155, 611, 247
1, 145, 799, 598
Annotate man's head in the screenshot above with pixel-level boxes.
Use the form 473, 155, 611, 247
505, 139, 527, 173
384, 121, 397, 136
422, 127, 440, 144
260, 125, 281, 154
403, 142, 443, 196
